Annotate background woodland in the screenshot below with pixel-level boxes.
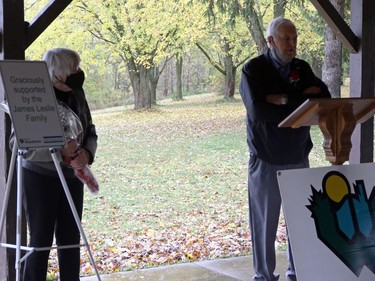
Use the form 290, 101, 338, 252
25, 0, 349, 110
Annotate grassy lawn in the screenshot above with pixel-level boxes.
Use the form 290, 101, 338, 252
86, 93, 249, 232
48, 93, 328, 277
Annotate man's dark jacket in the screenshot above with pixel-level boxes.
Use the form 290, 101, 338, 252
239, 50, 331, 165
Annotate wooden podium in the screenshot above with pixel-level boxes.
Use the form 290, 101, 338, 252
279, 98, 375, 165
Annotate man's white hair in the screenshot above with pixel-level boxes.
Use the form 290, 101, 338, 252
266, 17, 295, 48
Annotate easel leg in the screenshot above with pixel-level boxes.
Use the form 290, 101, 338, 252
15, 151, 24, 281
50, 149, 101, 281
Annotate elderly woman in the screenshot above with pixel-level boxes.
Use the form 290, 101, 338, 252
21, 48, 97, 281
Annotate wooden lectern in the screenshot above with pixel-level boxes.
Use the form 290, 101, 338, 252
279, 98, 375, 165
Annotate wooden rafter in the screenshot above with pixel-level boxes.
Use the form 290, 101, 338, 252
26, 0, 72, 48
310, 0, 359, 53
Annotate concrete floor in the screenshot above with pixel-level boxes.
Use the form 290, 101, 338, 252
82, 252, 289, 281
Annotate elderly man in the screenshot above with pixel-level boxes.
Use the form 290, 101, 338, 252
239, 17, 331, 281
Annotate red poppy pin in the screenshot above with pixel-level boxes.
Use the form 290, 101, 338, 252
289, 69, 300, 85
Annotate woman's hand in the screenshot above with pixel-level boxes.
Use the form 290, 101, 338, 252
69, 148, 90, 170
61, 139, 79, 159
61, 140, 90, 169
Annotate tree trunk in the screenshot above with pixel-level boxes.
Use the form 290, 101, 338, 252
273, 0, 286, 18
163, 64, 169, 97
126, 58, 152, 109
322, 0, 345, 98
175, 55, 183, 100
310, 57, 323, 79
185, 56, 190, 92
150, 66, 159, 104
244, 1, 267, 54
224, 42, 235, 99
113, 64, 120, 90
126, 60, 142, 109
170, 60, 175, 95
139, 65, 152, 109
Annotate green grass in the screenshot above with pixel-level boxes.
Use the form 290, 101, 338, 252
310, 126, 328, 167
83, 94, 249, 235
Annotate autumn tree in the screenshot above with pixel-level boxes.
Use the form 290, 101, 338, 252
196, 12, 253, 98
204, 0, 268, 54
24, 0, 129, 109
75, 0, 183, 109
170, 0, 208, 101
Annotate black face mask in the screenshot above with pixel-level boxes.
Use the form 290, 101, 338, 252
65, 70, 85, 90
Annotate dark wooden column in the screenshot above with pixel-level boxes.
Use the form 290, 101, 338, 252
349, 0, 375, 163
0, 1, 26, 280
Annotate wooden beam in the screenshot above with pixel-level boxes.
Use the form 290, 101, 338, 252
25, 0, 72, 48
310, 0, 359, 53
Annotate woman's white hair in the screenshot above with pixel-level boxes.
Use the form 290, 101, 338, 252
42, 48, 81, 83
266, 17, 295, 48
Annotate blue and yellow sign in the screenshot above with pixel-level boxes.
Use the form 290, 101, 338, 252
278, 163, 375, 281
307, 171, 375, 276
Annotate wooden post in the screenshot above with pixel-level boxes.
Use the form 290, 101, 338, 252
349, 0, 375, 164
0, 1, 26, 280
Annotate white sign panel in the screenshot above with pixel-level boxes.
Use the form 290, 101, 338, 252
0, 60, 65, 149
277, 163, 375, 281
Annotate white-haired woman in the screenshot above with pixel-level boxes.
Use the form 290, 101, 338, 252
21, 48, 97, 281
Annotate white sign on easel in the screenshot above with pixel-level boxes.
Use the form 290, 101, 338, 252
277, 163, 375, 281
0, 60, 65, 149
